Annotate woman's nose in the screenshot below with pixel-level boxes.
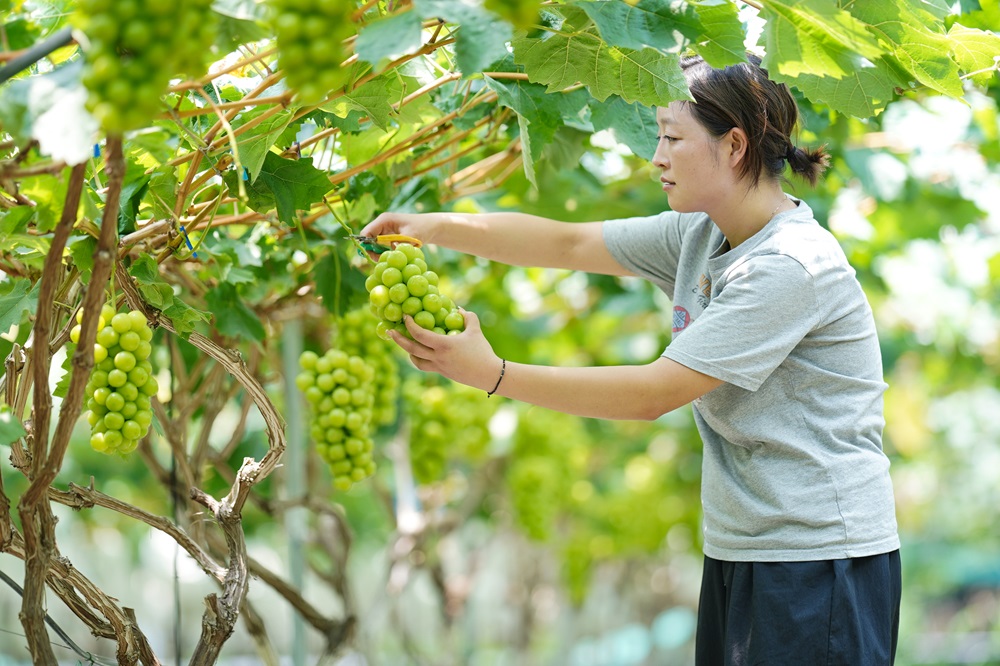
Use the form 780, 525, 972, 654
652, 144, 669, 168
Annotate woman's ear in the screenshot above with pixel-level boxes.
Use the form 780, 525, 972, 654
726, 127, 749, 169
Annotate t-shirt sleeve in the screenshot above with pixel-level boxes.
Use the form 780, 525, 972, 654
663, 253, 822, 391
602, 212, 683, 298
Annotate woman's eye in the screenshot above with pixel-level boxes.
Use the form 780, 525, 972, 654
657, 135, 678, 143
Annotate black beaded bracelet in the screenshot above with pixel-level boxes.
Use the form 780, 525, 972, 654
487, 358, 506, 397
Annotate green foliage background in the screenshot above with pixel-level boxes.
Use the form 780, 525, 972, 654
1, 0, 999, 663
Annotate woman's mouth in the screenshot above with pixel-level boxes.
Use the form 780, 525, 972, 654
661, 178, 675, 191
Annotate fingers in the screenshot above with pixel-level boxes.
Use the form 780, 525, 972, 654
359, 212, 393, 237
389, 325, 432, 359
409, 354, 434, 372
403, 315, 441, 347
457, 307, 480, 334
391, 316, 450, 361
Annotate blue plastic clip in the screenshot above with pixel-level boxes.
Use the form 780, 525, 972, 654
242, 167, 249, 181
93, 144, 101, 158
179, 225, 198, 259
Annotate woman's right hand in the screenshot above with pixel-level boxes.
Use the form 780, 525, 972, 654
359, 211, 437, 248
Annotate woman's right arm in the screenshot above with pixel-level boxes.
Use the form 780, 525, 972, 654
359, 211, 633, 276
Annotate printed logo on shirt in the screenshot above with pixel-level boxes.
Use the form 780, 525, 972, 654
672, 306, 691, 333
694, 273, 711, 308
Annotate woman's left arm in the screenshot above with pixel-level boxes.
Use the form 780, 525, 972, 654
391, 311, 723, 421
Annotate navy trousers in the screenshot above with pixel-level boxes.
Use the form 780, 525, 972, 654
695, 550, 902, 665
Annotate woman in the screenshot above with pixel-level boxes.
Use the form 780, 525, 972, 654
360, 54, 901, 665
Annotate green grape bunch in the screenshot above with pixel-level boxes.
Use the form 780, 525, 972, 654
72, 304, 158, 456
402, 377, 497, 484
76, 0, 217, 132
507, 456, 564, 541
506, 407, 587, 541
366, 243, 466, 341
268, 0, 354, 104
297, 349, 377, 492
337, 308, 401, 428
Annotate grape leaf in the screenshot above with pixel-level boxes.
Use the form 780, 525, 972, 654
785, 60, 903, 118
147, 165, 178, 217
0, 206, 34, 237
689, 0, 747, 67
118, 158, 151, 234
18, 170, 68, 234
483, 76, 571, 185
324, 77, 395, 132
221, 265, 256, 285
484, 77, 564, 155
761, 0, 905, 117
345, 169, 394, 210
947, 23, 1000, 86
847, 0, 964, 97
205, 229, 265, 268
212, 0, 269, 49
590, 96, 658, 160
205, 283, 265, 341
53, 346, 74, 399
224, 152, 332, 226
513, 31, 690, 106
516, 113, 538, 187
0, 279, 39, 336
129, 254, 210, 336
579, 0, 691, 51
0, 59, 97, 166
2, 18, 42, 51
233, 108, 294, 183
68, 236, 97, 281
915, 0, 952, 19
162, 299, 212, 337
416, 0, 512, 75
129, 254, 160, 283
314, 250, 369, 316
761, 0, 883, 79
355, 10, 424, 69
0, 406, 26, 447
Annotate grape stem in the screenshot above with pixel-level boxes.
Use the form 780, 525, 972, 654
0, 26, 73, 83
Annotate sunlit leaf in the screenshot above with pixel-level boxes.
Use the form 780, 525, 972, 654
324, 76, 395, 132
355, 9, 424, 69
0, 406, 26, 447
590, 96, 658, 160
689, 0, 747, 67
0, 279, 38, 335
415, 0, 512, 75
947, 23, 1000, 86
0, 60, 97, 165
233, 108, 295, 182
848, 0, 964, 97
762, 0, 883, 79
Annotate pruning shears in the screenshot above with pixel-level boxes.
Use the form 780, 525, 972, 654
349, 233, 423, 254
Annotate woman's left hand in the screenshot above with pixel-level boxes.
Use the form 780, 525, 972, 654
389, 309, 503, 393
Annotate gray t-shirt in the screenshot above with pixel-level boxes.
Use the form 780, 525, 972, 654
603, 199, 900, 562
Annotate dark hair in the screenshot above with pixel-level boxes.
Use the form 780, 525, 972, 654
679, 53, 830, 187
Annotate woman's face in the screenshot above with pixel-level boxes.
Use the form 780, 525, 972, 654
653, 102, 736, 213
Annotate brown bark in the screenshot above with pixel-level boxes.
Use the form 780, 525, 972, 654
16, 161, 88, 664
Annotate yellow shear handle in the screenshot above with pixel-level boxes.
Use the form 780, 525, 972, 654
375, 234, 422, 248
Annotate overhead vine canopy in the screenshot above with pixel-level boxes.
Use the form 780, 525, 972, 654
0, 0, 994, 333
1, 0, 998, 663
